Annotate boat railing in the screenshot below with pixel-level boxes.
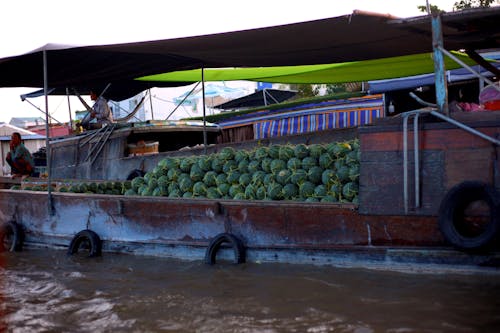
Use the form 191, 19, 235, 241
402, 108, 429, 214
77, 124, 116, 164
87, 124, 116, 165
78, 126, 108, 148
402, 107, 500, 214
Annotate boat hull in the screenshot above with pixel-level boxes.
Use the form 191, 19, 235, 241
1, 189, 498, 271
2, 112, 499, 271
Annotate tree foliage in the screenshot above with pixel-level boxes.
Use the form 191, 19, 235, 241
418, 0, 495, 13
417, 4, 445, 13
291, 84, 320, 98
453, 0, 495, 10
326, 84, 347, 95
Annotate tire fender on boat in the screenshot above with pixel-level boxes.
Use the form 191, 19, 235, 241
205, 233, 245, 265
438, 181, 500, 250
0, 221, 24, 252
67, 229, 102, 257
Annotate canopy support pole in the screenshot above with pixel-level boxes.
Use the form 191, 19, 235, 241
166, 81, 201, 120
66, 87, 73, 132
201, 67, 207, 154
431, 14, 449, 116
264, 89, 280, 104
148, 89, 154, 120
43, 50, 54, 215
22, 98, 63, 124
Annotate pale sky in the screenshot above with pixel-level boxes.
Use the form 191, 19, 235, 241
0, 0, 461, 123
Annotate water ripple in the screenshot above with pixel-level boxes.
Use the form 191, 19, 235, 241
1, 263, 133, 332
0, 250, 498, 332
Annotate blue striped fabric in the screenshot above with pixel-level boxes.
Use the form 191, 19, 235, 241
218, 95, 384, 129
254, 107, 382, 139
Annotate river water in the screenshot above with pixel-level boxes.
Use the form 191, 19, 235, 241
0, 249, 499, 333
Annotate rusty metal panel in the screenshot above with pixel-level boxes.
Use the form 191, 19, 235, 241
0, 189, 447, 255
284, 205, 366, 245
361, 215, 443, 246
222, 201, 288, 245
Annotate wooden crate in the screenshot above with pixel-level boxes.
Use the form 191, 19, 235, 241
128, 141, 159, 156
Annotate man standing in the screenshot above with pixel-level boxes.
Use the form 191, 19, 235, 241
6, 132, 34, 178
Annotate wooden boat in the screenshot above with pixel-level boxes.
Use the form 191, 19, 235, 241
0, 10, 499, 272
0, 108, 498, 271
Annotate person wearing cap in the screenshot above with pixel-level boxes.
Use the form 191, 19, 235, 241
6, 132, 34, 179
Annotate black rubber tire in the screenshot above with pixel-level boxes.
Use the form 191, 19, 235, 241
67, 229, 102, 257
205, 233, 245, 265
127, 169, 145, 181
0, 221, 24, 252
438, 181, 500, 251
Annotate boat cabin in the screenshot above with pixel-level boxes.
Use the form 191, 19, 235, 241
49, 120, 220, 180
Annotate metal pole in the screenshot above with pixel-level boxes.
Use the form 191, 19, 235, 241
201, 68, 207, 154
430, 110, 500, 146
165, 82, 201, 120
22, 98, 63, 124
413, 113, 420, 208
99, 83, 111, 99
438, 46, 500, 92
43, 50, 53, 215
148, 89, 154, 120
66, 87, 73, 131
403, 114, 409, 214
264, 89, 280, 104
431, 14, 449, 116
425, 0, 431, 14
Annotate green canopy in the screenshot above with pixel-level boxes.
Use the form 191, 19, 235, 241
137, 52, 477, 84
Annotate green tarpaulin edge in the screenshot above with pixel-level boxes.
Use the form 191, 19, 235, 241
137, 52, 476, 84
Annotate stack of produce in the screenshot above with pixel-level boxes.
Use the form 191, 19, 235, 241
125, 139, 360, 203
59, 181, 130, 195
11, 140, 360, 203
18, 180, 131, 195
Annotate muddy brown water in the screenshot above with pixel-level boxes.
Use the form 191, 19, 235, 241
0, 249, 499, 332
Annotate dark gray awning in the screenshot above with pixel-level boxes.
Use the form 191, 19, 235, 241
214, 89, 297, 110
0, 8, 498, 100
18, 81, 190, 102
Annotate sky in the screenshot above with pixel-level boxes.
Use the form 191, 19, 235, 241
0, 0, 461, 124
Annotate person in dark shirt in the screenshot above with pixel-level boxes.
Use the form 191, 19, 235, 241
6, 132, 34, 178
